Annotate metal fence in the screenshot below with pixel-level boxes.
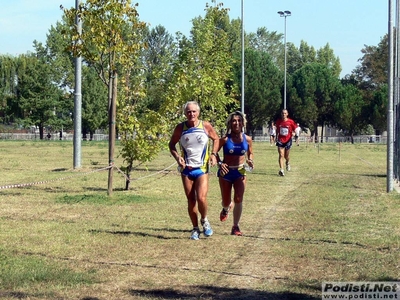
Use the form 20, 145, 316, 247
0, 132, 109, 141
0, 132, 386, 144
253, 134, 386, 144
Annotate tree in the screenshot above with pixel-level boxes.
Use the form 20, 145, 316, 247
81, 66, 108, 140
290, 63, 341, 141
297, 40, 316, 69
248, 27, 282, 65
0, 55, 19, 125
333, 83, 365, 142
63, 0, 149, 195
285, 41, 340, 77
32, 38, 74, 135
351, 35, 388, 135
316, 43, 341, 78
16, 53, 62, 139
234, 48, 281, 136
163, 2, 237, 132
368, 84, 388, 133
44, 19, 75, 90
141, 25, 177, 112
353, 34, 388, 89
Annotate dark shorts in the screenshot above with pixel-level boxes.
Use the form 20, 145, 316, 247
217, 168, 246, 183
276, 139, 293, 150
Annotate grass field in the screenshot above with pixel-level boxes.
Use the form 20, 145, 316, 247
0, 140, 399, 300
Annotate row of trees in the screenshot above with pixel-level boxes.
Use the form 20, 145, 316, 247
0, 0, 388, 166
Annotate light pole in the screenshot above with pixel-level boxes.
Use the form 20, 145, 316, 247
73, 0, 82, 168
278, 10, 291, 109
241, 0, 245, 115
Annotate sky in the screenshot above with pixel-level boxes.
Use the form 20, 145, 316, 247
0, 0, 389, 78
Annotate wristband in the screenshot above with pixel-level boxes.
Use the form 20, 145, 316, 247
211, 153, 218, 157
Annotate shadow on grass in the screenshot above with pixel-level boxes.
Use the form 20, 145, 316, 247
51, 168, 69, 172
127, 285, 320, 300
335, 172, 386, 178
0, 291, 30, 299
89, 228, 186, 239
89, 228, 397, 253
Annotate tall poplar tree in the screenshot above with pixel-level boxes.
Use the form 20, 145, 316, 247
163, 2, 237, 131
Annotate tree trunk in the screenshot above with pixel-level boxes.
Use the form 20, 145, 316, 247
125, 163, 132, 190
320, 122, 324, 143
313, 121, 319, 143
39, 125, 44, 140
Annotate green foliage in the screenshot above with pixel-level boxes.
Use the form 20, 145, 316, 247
354, 34, 388, 87
63, 0, 169, 187
362, 124, 376, 135
369, 84, 388, 132
44, 19, 75, 90
118, 105, 168, 167
63, 0, 146, 83
248, 27, 282, 64
32, 40, 75, 134
351, 35, 389, 133
82, 66, 108, 136
234, 48, 281, 134
0, 55, 19, 124
334, 83, 365, 135
286, 41, 340, 77
290, 63, 341, 134
141, 25, 177, 112
316, 43, 342, 77
16, 54, 63, 139
163, 3, 237, 132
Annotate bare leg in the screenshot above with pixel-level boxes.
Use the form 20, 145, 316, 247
285, 148, 291, 165
232, 177, 246, 226
219, 177, 233, 209
181, 175, 198, 227
195, 174, 209, 220
278, 147, 285, 170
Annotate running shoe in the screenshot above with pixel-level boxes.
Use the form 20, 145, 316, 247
278, 169, 285, 176
201, 220, 213, 237
286, 163, 291, 171
190, 228, 200, 240
220, 202, 233, 222
231, 225, 243, 236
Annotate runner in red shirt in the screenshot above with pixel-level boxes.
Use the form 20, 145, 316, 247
275, 109, 297, 176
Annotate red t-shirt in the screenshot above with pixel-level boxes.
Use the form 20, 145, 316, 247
276, 118, 297, 144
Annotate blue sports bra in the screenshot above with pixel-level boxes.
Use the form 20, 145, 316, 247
223, 133, 248, 156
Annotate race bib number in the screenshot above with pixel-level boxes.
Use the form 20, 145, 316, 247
280, 127, 289, 136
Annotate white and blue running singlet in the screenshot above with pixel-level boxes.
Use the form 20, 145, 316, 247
179, 121, 210, 172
